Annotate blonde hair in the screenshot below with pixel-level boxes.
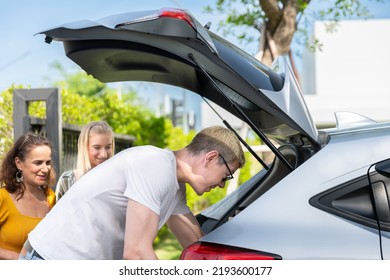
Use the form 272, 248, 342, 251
75, 121, 114, 179
186, 126, 245, 168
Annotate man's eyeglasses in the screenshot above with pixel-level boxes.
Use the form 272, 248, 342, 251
219, 155, 234, 181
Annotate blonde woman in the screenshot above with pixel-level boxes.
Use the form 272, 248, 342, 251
55, 121, 115, 201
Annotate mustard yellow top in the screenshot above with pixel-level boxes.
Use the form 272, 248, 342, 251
0, 187, 56, 253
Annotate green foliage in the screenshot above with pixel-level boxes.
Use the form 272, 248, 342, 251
154, 225, 182, 260
0, 88, 14, 159
60, 87, 101, 125
186, 184, 227, 214
238, 152, 254, 183
27, 101, 46, 119
53, 71, 169, 147
204, 0, 264, 51
50, 61, 106, 97
321, 0, 371, 20
165, 122, 196, 150
60, 72, 106, 97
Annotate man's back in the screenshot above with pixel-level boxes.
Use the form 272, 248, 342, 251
28, 146, 184, 259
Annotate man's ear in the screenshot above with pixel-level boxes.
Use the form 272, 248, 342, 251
204, 150, 219, 166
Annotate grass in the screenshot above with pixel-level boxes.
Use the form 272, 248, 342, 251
154, 229, 183, 260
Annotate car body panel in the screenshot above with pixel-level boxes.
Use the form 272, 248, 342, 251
382, 231, 390, 259
199, 125, 390, 259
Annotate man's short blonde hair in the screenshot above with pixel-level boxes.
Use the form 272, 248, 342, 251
186, 126, 245, 167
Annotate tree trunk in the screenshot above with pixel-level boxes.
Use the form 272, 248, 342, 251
256, 0, 299, 68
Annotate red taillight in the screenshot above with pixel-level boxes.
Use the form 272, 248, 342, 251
158, 8, 196, 29
116, 8, 196, 30
180, 242, 281, 260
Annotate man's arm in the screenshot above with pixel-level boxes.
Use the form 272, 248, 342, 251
167, 213, 204, 249
123, 199, 160, 260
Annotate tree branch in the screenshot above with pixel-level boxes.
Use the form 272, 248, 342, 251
259, 0, 282, 32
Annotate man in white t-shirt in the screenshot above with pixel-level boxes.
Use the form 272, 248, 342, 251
19, 126, 245, 260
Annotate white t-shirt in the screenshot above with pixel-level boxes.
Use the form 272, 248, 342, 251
28, 146, 190, 260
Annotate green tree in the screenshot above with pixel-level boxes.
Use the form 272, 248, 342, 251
50, 61, 106, 97
205, 0, 383, 70
53, 68, 169, 147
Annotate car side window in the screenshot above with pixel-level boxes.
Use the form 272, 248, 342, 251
310, 176, 376, 227
310, 160, 390, 232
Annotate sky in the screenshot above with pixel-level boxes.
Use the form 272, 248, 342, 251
0, 0, 218, 92
1, 0, 389, 94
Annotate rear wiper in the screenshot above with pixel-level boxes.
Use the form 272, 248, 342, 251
188, 53, 293, 171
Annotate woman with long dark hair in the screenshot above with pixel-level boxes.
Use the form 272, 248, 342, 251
0, 133, 56, 259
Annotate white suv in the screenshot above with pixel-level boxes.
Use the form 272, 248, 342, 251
39, 7, 390, 259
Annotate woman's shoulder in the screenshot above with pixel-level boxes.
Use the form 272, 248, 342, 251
0, 188, 11, 208
0, 187, 9, 198
57, 170, 77, 183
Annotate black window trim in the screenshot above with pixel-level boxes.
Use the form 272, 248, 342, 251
309, 173, 390, 232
